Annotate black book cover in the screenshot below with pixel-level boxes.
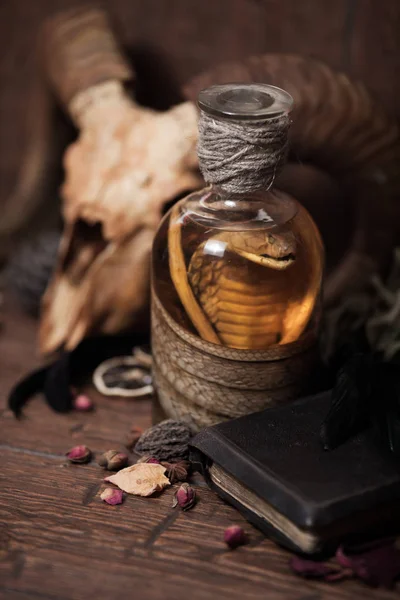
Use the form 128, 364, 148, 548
190, 391, 400, 554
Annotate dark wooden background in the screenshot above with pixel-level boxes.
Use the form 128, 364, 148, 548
0, 0, 399, 210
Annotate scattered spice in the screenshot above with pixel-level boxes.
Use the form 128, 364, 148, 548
161, 460, 191, 484
98, 450, 129, 471
135, 419, 192, 461
125, 426, 143, 451
66, 445, 92, 464
223, 525, 247, 549
289, 537, 400, 588
105, 463, 170, 496
73, 394, 94, 411
137, 456, 160, 464
289, 556, 351, 582
100, 487, 124, 505
336, 539, 400, 588
172, 483, 196, 511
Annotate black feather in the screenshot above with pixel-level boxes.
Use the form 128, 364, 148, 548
7, 333, 149, 417
8, 366, 49, 418
369, 361, 400, 456
320, 354, 371, 450
43, 352, 74, 413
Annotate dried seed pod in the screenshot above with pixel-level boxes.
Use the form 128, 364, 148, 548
66, 445, 92, 464
172, 483, 196, 511
100, 487, 124, 505
223, 525, 247, 549
98, 450, 129, 471
161, 460, 191, 484
135, 419, 192, 461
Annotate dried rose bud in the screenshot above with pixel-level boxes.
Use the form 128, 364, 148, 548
73, 394, 94, 411
100, 487, 124, 505
98, 450, 129, 471
125, 426, 143, 451
66, 445, 92, 464
137, 456, 160, 464
172, 483, 196, 511
224, 525, 247, 549
161, 460, 191, 484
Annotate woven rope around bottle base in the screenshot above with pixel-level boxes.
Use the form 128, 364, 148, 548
151, 290, 316, 431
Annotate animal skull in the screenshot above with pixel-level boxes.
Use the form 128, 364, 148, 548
39, 81, 201, 354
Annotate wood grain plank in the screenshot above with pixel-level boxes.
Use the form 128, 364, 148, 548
1, 450, 397, 600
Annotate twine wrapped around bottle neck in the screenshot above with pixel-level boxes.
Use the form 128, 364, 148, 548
197, 111, 290, 195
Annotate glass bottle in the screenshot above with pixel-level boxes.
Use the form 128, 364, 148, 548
151, 83, 324, 428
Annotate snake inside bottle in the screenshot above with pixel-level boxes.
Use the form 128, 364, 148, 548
151, 83, 324, 430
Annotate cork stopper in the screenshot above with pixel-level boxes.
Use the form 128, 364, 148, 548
198, 83, 293, 121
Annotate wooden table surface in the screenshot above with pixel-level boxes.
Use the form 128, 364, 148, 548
0, 296, 397, 600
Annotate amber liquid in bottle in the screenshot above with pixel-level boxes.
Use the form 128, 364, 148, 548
153, 186, 323, 351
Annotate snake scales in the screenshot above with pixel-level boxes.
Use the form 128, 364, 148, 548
152, 199, 323, 431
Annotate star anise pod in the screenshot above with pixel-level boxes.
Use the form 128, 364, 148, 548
161, 460, 191, 484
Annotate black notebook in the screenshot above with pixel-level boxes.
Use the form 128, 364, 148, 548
190, 392, 400, 554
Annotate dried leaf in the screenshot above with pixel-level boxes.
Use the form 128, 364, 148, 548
104, 463, 170, 496
336, 539, 400, 588
289, 556, 351, 582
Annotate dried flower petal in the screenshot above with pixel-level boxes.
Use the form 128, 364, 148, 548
161, 460, 191, 484
100, 487, 124, 505
289, 556, 351, 582
135, 419, 192, 460
137, 456, 160, 464
105, 463, 170, 496
223, 525, 247, 549
73, 394, 94, 411
336, 539, 400, 588
98, 450, 129, 471
66, 445, 92, 464
125, 426, 143, 451
172, 483, 196, 510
